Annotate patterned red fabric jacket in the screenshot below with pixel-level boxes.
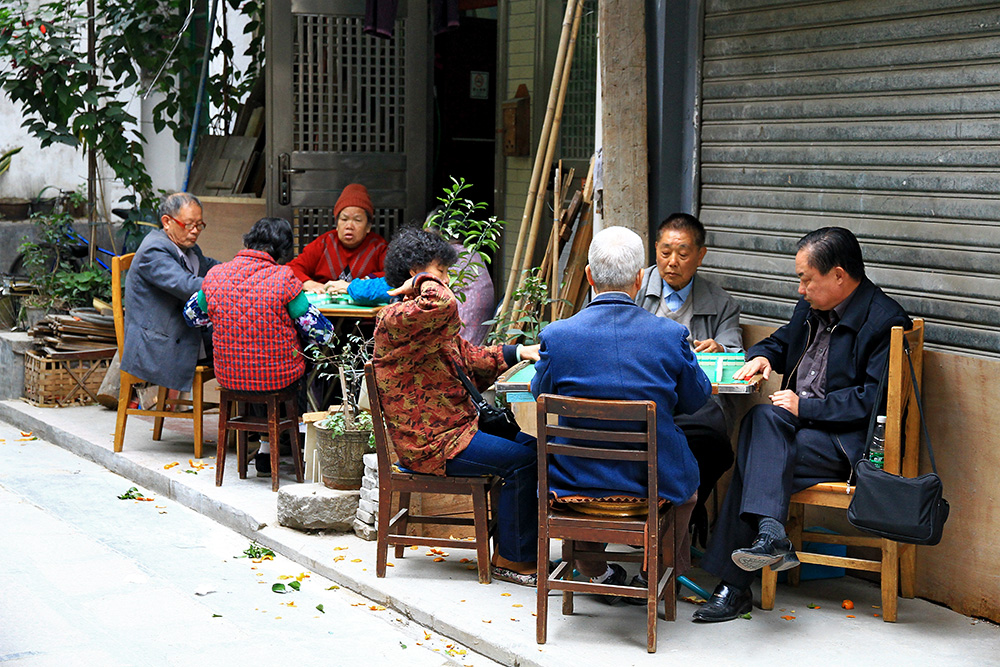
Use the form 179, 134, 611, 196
373, 275, 508, 475
202, 250, 306, 391
287, 230, 387, 283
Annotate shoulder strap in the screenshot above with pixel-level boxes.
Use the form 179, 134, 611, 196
452, 361, 488, 409
863, 351, 891, 461
903, 339, 938, 475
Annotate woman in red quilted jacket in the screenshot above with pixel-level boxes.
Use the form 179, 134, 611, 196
184, 217, 334, 474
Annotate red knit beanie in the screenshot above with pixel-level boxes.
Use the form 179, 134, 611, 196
334, 183, 374, 220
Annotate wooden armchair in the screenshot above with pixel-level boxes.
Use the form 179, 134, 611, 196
364, 362, 501, 584
111, 253, 216, 458
761, 319, 925, 622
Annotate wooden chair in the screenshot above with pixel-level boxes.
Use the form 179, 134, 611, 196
761, 319, 925, 622
364, 362, 501, 584
216, 384, 304, 492
111, 253, 217, 459
535, 394, 677, 653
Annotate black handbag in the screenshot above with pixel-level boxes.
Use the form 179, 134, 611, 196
846, 340, 950, 545
453, 363, 522, 442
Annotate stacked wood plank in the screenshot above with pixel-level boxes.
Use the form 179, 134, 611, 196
28, 309, 117, 356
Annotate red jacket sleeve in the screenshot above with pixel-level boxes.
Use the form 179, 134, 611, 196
287, 234, 329, 282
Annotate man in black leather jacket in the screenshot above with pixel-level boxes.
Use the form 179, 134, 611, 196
693, 227, 911, 623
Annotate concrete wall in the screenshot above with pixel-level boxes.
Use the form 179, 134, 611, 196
499, 0, 539, 275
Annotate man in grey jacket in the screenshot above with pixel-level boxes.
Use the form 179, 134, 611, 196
120, 192, 219, 392
634, 213, 742, 543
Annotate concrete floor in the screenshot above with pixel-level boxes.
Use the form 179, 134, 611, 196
2, 398, 998, 666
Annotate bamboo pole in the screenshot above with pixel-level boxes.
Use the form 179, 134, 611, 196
550, 161, 561, 322
496, 0, 581, 328
507, 0, 585, 331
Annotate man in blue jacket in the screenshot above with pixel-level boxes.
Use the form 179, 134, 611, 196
531, 226, 712, 595
694, 227, 910, 622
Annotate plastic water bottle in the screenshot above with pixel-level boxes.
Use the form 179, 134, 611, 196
869, 415, 886, 469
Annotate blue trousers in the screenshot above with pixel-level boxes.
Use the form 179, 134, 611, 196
701, 404, 862, 589
446, 429, 538, 563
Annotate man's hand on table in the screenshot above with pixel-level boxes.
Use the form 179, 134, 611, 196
518, 344, 540, 362
693, 338, 724, 353
734, 355, 771, 381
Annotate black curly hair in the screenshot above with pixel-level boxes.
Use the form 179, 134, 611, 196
383, 226, 458, 288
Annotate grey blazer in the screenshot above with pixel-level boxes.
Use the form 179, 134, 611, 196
635, 269, 744, 437
120, 229, 219, 391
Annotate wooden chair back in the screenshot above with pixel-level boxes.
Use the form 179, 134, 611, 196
760, 319, 925, 622
111, 253, 135, 355
363, 361, 500, 584
535, 393, 676, 653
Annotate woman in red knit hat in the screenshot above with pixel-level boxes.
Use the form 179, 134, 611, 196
287, 183, 388, 295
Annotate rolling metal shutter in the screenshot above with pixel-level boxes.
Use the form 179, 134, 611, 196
698, 0, 1000, 357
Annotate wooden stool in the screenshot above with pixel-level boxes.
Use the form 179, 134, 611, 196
216, 384, 304, 492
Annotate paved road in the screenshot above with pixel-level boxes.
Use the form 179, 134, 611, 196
0, 421, 499, 667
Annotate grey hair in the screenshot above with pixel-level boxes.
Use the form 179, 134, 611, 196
159, 192, 202, 220
588, 226, 645, 292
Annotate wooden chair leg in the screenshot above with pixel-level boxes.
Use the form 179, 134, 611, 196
760, 567, 778, 610
394, 492, 411, 559
267, 395, 281, 492
536, 531, 550, 645
286, 396, 304, 483
471, 486, 492, 584
114, 372, 133, 453
216, 392, 230, 487
192, 374, 204, 459
663, 506, 677, 623
561, 539, 575, 615
235, 401, 248, 480
376, 489, 392, 578
787, 503, 804, 587
881, 538, 899, 622
152, 386, 168, 441
899, 542, 916, 599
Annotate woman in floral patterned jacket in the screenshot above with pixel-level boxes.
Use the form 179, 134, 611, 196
373, 227, 541, 586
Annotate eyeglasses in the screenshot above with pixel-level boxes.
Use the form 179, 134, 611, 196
166, 215, 206, 231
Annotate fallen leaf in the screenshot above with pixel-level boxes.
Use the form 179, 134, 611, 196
501, 593, 511, 597
278, 575, 294, 580
212, 614, 222, 617
846, 615, 856, 618
424, 631, 432, 641
289, 581, 301, 591
19, 430, 32, 437
325, 585, 340, 590
275, 616, 282, 619
512, 604, 523, 608
807, 603, 820, 609
272, 584, 288, 594
386, 563, 394, 567
482, 619, 492, 623
842, 599, 855, 610
164, 462, 179, 469
351, 603, 365, 607
683, 595, 707, 604
351, 559, 362, 563
333, 556, 345, 562
739, 612, 752, 620
410, 546, 419, 550
872, 605, 881, 609
873, 613, 880, 617
281, 601, 297, 607
466, 565, 477, 570
369, 604, 386, 611
334, 546, 349, 551
460, 558, 470, 563
781, 615, 796, 621
433, 557, 445, 562
296, 573, 310, 582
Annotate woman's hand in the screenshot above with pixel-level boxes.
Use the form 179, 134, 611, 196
302, 280, 327, 293
387, 276, 419, 299
323, 279, 350, 295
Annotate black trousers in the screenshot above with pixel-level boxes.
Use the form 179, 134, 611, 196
700, 404, 861, 590
681, 422, 734, 545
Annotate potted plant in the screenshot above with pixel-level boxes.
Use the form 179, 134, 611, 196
306, 327, 376, 490
62, 184, 88, 218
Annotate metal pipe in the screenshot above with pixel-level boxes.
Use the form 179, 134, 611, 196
182, 0, 221, 192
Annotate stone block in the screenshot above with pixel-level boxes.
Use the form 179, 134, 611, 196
358, 497, 378, 515
277, 483, 360, 531
361, 475, 376, 490
362, 453, 378, 470
356, 507, 375, 524
353, 518, 377, 541
359, 486, 378, 502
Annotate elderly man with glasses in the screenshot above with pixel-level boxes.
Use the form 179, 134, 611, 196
120, 192, 220, 394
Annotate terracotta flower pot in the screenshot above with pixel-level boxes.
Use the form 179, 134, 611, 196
315, 426, 371, 490
0, 197, 31, 220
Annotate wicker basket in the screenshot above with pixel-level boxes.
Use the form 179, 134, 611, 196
23, 350, 113, 407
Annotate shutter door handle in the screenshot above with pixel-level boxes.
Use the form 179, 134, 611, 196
278, 153, 302, 205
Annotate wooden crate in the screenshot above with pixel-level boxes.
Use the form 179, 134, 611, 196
23, 350, 113, 407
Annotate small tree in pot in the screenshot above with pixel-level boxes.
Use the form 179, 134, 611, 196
305, 327, 375, 490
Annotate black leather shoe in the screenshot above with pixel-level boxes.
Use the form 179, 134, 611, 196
596, 563, 629, 605
692, 582, 752, 622
731, 534, 798, 572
